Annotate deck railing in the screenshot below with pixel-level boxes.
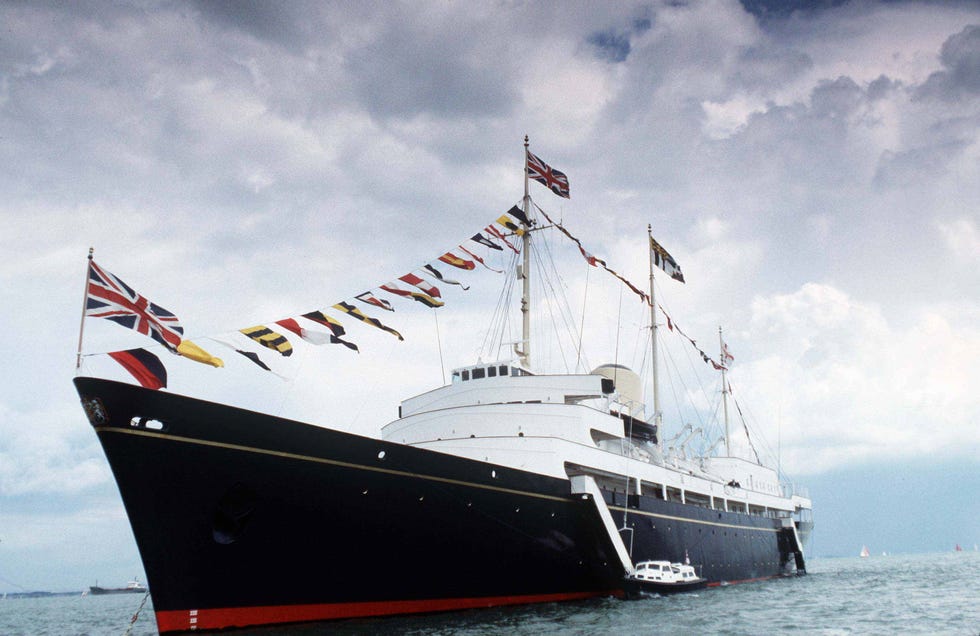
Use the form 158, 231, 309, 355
781, 482, 810, 499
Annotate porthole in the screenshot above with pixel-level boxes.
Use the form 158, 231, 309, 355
128, 416, 166, 431
377, 450, 386, 460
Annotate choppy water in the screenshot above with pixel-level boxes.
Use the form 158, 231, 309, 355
1, 552, 977, 635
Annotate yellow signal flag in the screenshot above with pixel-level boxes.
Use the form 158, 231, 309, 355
496, 214, 525, 236
240, 325, 294, 356
177, 340, 225, 368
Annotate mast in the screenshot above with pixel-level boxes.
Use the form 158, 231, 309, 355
519, 135, 532, 369
648, 225, 662, 450
75, 247, 94, 370
719, 326, 731, 456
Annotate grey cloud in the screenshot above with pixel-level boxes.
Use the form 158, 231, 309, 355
917, 24, 980, 100
867, 74, 902, 100
809, 76, 864, 118
587, 12, 654, 63
342, 20, 518, 119
731, 44, 813, 91
740, 0, 851, 21
588, 30, 633, 63
189, 0, 315, 50
874, 138, 972, 187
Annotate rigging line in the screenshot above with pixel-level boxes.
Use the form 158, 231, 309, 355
548, 230, 586, 348
531, 232, 571, 372
667, 315, 720, 432
576, 264, 590, 373
490, 274, 513, 360
730, 390, 762, 463
660, 329, 713, 446
481, 247, 518, 360
732, 381, 779, 465
614, 285, 623, 369
532, 224, 583, 373
727, 379, 774, 466
479, 252, 504, 356
546, 229, 585, 358
433, 308, 445, 385
537, 223, 583, 361
273, 339, 304, 417
637, 322, 651, 419
630, 300, 648, 379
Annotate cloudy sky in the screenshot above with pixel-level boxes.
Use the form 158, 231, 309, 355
0, 0, 977, 592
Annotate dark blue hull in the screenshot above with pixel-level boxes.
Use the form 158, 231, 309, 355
74, 377, 800, 633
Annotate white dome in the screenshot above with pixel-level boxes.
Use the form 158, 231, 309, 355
591, 364, 643, 412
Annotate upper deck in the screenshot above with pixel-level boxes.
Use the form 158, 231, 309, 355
384, 364, 811, 518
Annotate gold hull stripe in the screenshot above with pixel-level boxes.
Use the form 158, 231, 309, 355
98, 427, 569, 503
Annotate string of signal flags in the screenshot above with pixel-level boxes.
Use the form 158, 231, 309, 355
78, 205, 534, 389
78, 148, 725, 389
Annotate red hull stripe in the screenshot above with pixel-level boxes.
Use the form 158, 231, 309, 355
155, 590, 621, 632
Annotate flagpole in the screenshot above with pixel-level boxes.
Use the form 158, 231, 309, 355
76, 247, 94, 370
648, 225, 662, 451
519, 135, 532, 369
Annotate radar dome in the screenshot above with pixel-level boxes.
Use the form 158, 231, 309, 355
591, 364, 643, 412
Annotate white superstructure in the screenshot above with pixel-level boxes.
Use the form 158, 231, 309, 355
383, 361, 813, 542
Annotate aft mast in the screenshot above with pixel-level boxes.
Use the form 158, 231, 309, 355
648, 225, 662, 451
719, 326, 731, 456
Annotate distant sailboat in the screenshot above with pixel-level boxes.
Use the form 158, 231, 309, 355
859, 545, 870, 558
954, 544, 962, 552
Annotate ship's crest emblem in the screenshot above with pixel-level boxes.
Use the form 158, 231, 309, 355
81, 397, 108, 426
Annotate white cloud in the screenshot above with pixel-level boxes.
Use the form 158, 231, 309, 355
0, 403, 110, 496
733, 283, 979, 474
701, 94, 768, 139
938, 216, 980, 264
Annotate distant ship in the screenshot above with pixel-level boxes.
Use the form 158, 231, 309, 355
860, 545, 870, 558
88, 578, 146, 595
75, 141, 813, 633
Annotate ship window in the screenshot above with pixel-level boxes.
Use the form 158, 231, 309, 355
472, 368, 486, 379
488, 367, 497, 377
499, 365, 508, 375
511, 367, 520, 376
462, 370, 470, 381
452, 371, 461, 384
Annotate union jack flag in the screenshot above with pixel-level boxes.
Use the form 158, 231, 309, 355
86, 260, 184, 350
526, 150, 570, 199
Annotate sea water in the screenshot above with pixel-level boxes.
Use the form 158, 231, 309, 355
1, 552, 976, 635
